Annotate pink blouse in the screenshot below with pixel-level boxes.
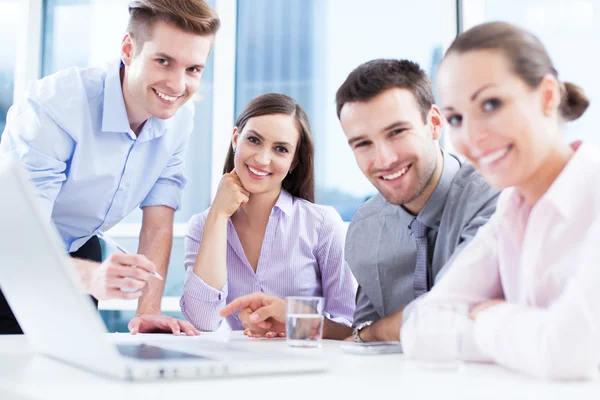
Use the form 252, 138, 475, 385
402, 142, 600, 380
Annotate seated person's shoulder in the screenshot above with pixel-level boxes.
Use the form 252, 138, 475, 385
583, 145, 600, 205
349, 194, 393, 227
293, 197, 344, 227
452, 161, 500, 204
187, 208, 212, 235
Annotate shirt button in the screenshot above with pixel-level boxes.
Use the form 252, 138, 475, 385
120, 183, 129, 191
102, 223, 110, 230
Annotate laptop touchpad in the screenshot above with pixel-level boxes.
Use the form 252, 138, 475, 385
117, 344, 212, 361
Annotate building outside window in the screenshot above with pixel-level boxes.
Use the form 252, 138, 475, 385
235, 0, 455, 220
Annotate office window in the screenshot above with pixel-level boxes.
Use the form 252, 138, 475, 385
480, 0, 600, 148
0, 0, 19, 139
235, 0, 454, 220
42, 0, 215, 223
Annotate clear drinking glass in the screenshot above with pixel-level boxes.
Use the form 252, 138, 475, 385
409, 301, 469, 370
285, 296, 324, 348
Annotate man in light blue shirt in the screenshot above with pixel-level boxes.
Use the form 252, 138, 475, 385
0, 0, 220, 335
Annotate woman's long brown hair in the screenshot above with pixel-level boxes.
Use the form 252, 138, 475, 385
222, 93, 315, 202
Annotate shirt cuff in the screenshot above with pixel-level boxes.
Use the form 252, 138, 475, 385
183, 268, 227, 303
473, 302, 521, 358
140, 182, 183, 211
325, 312, 352, 327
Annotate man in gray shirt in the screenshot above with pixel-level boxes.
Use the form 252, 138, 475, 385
337, 59, 499, 342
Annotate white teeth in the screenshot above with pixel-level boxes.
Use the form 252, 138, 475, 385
154, 89, 178, 102
479, 147, 509, 165
248, 166, 269, 176
383, 167, 408, 181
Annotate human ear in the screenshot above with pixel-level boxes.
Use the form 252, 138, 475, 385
121, 33, 134, 66
231, 127, 240, 152
539, 74, 561, 117
428, 105, 445, 140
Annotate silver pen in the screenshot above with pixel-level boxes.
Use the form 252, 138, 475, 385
96, 232, 163, 280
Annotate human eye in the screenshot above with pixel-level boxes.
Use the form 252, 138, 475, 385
446, 114, 462, 127
187, 66, 201, 74
482, 98, 502, 112
390, 128, 407, 137
157, 58, 169, 66
247, 136, 260, 144
275, 146, 289, 154
354, 140, 371, 149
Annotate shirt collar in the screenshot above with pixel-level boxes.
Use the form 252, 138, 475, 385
417, 150, 461, 229
499, 141, 595, 220
538, 141, 595, 219
101, 59, 132, 136
139, 115, 169, 143
273, 189, 293, 217
101, 58, 170, 142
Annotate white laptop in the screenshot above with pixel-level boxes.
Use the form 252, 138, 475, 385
0, 157, 327, 381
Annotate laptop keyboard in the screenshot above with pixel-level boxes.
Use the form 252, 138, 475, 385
117, 344, 210, 361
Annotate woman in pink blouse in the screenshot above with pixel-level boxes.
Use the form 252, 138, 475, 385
401, 22, 599, 380
180, 93, 356, 339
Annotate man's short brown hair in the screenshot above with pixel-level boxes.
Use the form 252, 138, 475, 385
127, 0, 220, 52
335, 59, 435, 123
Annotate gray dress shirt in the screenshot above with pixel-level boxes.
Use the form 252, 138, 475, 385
346, 151, 500, 328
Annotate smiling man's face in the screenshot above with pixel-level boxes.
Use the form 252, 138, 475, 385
339, 87, 441, 207
121, 20, 213, 124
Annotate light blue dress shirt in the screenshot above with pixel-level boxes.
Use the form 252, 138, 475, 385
0, 59, 194, 252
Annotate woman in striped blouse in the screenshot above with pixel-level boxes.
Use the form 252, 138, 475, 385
180, 93, 356, 338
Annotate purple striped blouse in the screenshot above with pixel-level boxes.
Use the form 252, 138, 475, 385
180, 189, 356, 331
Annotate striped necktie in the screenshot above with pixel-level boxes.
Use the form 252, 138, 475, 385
411, 218, 430, 298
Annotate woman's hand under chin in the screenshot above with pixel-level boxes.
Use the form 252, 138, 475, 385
211, 169, 250, 218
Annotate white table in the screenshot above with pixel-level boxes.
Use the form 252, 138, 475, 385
0, 332, 598, 400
